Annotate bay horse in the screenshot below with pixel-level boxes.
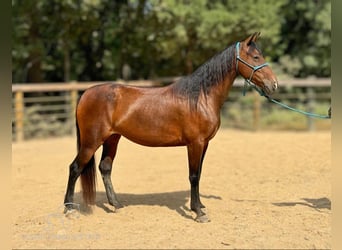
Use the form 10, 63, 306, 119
64, 32, 278, 222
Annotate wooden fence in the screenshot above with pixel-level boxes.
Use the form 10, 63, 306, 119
12, 78, 331, 141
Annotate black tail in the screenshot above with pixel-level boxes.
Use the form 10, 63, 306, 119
76, 118, 97, 205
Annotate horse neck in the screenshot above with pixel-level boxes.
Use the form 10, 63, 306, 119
197, 43, 237, 111
206, 70, 237, 111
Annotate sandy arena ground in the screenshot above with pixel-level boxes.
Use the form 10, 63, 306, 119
12, 129, 331, 249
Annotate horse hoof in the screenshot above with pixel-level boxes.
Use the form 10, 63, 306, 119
64, 206, 72, 214
195, 214, 210, 223
114, 203, 124, 209
64, 208, 80, 219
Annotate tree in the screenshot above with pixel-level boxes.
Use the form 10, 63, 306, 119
150, 0, 285, 75
12, 0, 331, 83
278, 0, 331, 77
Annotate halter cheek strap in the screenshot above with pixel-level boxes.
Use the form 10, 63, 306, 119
235, 42, 269, 96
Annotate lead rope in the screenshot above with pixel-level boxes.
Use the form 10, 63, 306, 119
243, 79, 331, 119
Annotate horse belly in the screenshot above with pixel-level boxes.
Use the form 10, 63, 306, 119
117, 120, 186, 147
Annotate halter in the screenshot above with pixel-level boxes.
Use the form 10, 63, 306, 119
235, 42, 269, 96
235, 42, 331, 119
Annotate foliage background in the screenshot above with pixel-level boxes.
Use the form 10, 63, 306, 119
12, 0, 331, 83
12, 0, 331, 139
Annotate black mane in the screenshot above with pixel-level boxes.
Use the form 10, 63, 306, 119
171, 43, 236, 108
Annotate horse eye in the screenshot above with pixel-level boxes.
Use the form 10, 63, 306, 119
253, 55, 260, 60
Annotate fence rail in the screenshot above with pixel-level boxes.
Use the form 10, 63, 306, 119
12, 78, 331, 141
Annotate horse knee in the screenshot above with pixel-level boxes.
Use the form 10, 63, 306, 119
189, 174, 199, 185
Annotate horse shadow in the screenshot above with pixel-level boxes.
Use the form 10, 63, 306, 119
272, 197, 331, 211
74, 190, 222, 220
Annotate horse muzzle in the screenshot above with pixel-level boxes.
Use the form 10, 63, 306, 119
263, 79, 278, 95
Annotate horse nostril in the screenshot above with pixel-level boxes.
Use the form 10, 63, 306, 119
273, 81, 278, 90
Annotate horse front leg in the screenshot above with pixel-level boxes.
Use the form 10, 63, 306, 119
198, 143, 208, 208
187, 141, 210, 223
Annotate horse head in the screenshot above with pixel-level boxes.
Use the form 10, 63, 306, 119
236, 32, 278, 96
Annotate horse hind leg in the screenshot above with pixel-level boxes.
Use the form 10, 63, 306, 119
99, 134, 123, 210
64, 147, 96, 212
64, 158, 82, 212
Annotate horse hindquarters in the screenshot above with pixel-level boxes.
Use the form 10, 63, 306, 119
64, 85, 115, 210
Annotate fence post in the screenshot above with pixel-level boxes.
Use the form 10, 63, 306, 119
307, 87, 315, 131
70, 87, 78, 136
253, 91, 261, 131
14, 91, 24, 141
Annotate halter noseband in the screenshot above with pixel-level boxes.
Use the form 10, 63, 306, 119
235, 42, 269, 96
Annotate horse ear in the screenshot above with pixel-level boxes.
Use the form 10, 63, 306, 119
246, 32, 261, 45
